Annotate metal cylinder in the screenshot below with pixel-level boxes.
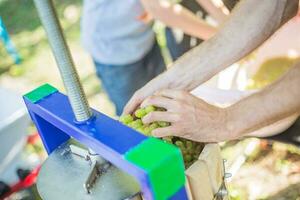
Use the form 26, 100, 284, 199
33, 0, 92, 122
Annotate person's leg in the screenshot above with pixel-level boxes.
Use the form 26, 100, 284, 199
94, 41, 166, 115
264, 117, 300, 148
164, 0, 207, 61
165, 27, 186, 61
165, 28, 202, 61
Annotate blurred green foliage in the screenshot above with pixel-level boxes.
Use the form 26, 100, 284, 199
0, 0, 81, 34
0, 0, 81, 74
247, 57, 299, 89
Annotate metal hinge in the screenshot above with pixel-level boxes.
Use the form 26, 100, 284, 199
213, 159, 232, 200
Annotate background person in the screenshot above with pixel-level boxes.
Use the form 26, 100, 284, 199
81, 0, 166, 116
81, 0, 225, 115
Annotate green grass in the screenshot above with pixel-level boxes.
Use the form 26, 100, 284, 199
0, 0, 82, 74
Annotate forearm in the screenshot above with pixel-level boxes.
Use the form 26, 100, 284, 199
141, 0, 216, 40
245, 114, 299, 138
161, 0, 298, 91
227, 62, 300, 139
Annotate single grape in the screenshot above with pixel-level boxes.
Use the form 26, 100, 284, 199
143, 126, 151, 136
163, 136, 173, 141
186, 141, 193, 150
187, 148, 194, 154
135, 119, 143, 126
181, 148, 188, 155
175, 141, 184, 148
136, 127, 144, 134
185, 154, 192, 162
163, 137, 173, 144
119, 114, 134, 124
127, 122, 135, 128
149, 123, 159, 130
128, 120, 143, 129
135, 120, 144, 128
145, 105, 156, 114
158, 121, 170, 127
135, 108, 147, 118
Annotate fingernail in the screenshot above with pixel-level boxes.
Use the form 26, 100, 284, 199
141, 99, 149, 107
141, 118, 149, 125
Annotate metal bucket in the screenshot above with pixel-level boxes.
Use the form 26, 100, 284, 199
0, 87, 30, 183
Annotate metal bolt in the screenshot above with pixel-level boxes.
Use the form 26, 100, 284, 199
224, 173, 232, 179
216, 188, 228, 197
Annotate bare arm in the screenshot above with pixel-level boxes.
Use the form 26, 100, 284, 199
192, 86, 299, 138
124, 0, 298, 114
164, 0, 298, 90
140, 62, 300, 142
227, 62, 300, 139
140, 0, 217, 40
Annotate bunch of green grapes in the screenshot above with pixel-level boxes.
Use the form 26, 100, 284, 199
119, 106, 204, 168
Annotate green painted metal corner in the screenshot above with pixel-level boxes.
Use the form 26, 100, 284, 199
125, 137, 185, 200
24, 83, 58, 103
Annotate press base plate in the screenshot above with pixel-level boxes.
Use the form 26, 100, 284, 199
37, 140, 141, 200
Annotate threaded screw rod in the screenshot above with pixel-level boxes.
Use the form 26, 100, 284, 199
33, 0, 92, 122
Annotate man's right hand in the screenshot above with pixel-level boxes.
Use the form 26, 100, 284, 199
123, 72, 170, 114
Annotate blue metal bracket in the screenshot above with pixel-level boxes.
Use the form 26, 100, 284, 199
23, 85, 188, 200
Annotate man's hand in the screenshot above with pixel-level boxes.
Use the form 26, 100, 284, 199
139, 58, 300, 142
140, 90, 230, 142
124, 0, 298, 115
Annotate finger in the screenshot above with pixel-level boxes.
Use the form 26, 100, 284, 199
157, 89, 190, 100
141, 95, 178, 110
123, 93, 143, 115
152, 126, 178, 138
142, 111, 179, 124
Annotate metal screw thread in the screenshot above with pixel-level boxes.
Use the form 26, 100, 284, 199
33, 0, 92, 122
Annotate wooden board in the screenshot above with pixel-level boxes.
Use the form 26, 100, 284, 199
185, 144, 224, 200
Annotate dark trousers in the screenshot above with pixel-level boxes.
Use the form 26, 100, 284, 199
93, 41, 166, 116
265, 118, 300, 148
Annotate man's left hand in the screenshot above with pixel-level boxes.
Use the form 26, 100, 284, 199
141, 89, 231, 142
